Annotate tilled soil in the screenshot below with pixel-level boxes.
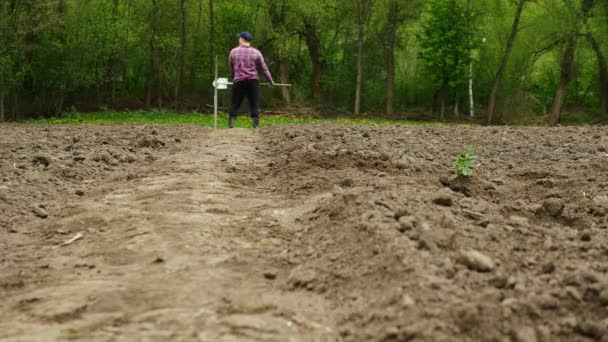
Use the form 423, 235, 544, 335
1, 123, 608, 341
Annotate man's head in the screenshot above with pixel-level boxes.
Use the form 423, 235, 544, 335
238, 32, 253, 46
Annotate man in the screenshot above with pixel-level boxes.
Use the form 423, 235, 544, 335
229, 32, 274, 129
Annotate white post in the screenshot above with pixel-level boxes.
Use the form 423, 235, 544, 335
213, 56, 218, 129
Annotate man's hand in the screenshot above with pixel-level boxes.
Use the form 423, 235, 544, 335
267, 82, 274, 88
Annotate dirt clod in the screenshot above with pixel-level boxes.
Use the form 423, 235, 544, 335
575, 321, 605, 339
543, 198, 564, 217
32, 154, 52, 167
433, 194, 454, 207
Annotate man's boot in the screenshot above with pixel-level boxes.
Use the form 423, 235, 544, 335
252, 117, 260, 129
229, 117, 236, 129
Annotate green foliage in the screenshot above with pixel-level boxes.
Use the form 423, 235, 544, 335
455, 147, 476, 178
23, 110, 441, 128
0, 0, 606, 123
418, 0, 476, 89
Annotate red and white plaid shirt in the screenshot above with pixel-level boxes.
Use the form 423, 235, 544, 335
229, 45, 273, 83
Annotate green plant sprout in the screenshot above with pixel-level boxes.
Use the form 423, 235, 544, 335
455, 148, 476, 178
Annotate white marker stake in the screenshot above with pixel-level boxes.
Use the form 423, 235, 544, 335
214, 56, 218, 129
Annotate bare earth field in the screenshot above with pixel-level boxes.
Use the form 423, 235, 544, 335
1, 123, 608, 341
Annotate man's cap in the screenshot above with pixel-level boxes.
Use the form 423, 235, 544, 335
238, 32, 253, 42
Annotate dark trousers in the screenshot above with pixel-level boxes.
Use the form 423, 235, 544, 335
230, 79, 260, 119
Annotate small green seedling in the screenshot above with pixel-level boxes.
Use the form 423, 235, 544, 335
455, 148, 476, 178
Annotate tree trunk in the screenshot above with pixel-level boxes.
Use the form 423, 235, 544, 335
123, 0, 131, 94
454, 97, 460, 118
467, 0, 474, 118
385, 0, 398, 117
440, 96, 445, 120
267, 1, 291, 106
487, 0, 526, 124
153, 0, 162, 107
548, 0, 594, 126
189, 0, 202, 86
549, 37, 576, 126
196, 0, 202, 33
147, 0, 161, 109
279, 60, 291, 106
175, 0, 186, 102
439, 81, 448, 120
586, 33, 608, 120
111, 0, 119, 109
209, 0, 215, 80
303, 19, 322, 103
355, 37, 364, 115
56, 92, 64, 116
354, 0, 373, 116
10, 89, 17, 121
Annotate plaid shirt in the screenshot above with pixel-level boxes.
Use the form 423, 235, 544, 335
229, 46, 273, 83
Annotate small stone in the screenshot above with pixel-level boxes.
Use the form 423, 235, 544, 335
457, 250, 496, 273
536, 294, 560, 310
543, 198, 564, 217
510, 216, 529, 227
153, 257, 165, 263
395, 161, 408, 170
565, 286, 583, 301
527, 203, 544, 214
401, 294, 415, 308
75, 190, 85, 196
462, 209, 484, 221
502, 298, 518, 307
32, 206, 48, 219
398, 215, 417, 233
513, 326, 538, 342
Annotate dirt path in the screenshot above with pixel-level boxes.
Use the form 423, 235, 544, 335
1, 129, 336, 341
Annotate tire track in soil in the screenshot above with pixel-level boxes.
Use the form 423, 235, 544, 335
0, 129, 337, 341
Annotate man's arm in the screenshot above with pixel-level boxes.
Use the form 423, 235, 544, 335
256, 51, 274, 84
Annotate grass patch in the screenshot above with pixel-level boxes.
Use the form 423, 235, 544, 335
22, 110, 441, 128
